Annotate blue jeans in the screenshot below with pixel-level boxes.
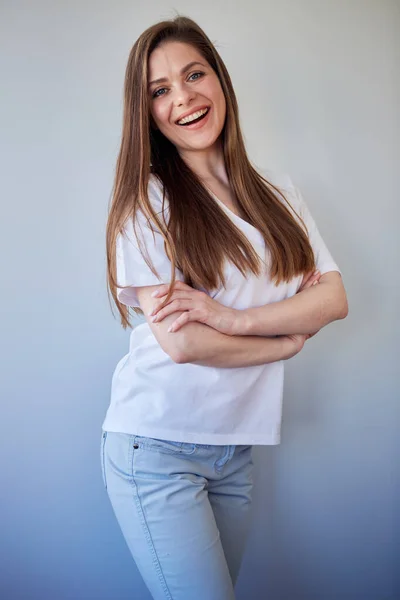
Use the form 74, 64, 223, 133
100, 431, 254, 600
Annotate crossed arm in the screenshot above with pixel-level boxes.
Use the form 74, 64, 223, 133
241, 271, 348, 336
135, 270, 348, 368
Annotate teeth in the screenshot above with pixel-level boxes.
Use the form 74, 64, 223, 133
178, 108, 208, 125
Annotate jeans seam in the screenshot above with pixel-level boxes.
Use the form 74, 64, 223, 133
214, 445, 236, 474
130, 444, 173, 600
140, 444, 196, 456
135, 436, 196, 456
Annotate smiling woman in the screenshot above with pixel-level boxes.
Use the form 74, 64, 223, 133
101, 14, 347, 600
148, 44, 226, 150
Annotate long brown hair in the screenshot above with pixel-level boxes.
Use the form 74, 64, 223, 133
106, 15, 315, 329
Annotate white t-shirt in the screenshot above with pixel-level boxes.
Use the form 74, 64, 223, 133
102, 169, 341, 445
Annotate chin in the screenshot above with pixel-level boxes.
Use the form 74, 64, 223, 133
182, 132, 222, 153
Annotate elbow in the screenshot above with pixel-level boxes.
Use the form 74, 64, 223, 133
337, 295, 349, 320
161, 323, 208, 364
163, 342, 188, 364
165, 333, 193, 364
169, 348, 189, 364
321, 274, 348, 323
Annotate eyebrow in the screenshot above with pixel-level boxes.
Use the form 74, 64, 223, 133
148, 61, 207, 87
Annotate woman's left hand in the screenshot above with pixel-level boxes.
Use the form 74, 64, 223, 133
148, 281, 242, 335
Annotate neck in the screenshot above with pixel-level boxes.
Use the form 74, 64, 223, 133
178, 139, 229, 186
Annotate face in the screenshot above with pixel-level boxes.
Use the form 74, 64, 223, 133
148, 41, 226, 154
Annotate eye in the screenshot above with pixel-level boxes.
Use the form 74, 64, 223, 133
152, 87, 168, 99
188, 71, 204, 81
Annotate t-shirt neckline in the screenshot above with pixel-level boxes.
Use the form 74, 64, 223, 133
206, 188, 264, 245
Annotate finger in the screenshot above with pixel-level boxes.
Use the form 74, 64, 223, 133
149, 292, 194, 316
151, 280, 193, 298
151, 283, 174, 298
301, 270, 321, 291
167, 311, 193, 333
301, 271, 315, 287
151, 299, 193, 322
301, 269, 317, 286
307, 270, 321, 285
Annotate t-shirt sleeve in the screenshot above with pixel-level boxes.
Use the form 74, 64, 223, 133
287, 177, 341, 276
116, 177, 185, 308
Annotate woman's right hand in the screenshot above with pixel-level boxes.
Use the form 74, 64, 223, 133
298, 269, 321, 292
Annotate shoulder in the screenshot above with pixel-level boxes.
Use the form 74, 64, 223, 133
257, 166, 302, 212
258, 166, 294, 191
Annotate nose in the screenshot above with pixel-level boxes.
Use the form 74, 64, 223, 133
173, 82, 195, 107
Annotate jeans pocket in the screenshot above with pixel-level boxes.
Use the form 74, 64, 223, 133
135, 435, 196, 456
100, 431, 108, 489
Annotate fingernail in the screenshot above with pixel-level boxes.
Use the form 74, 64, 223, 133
151, 315, 157, 322
313, 280, 318, 285
167, 326, 173, 333
151, 290, 159, 297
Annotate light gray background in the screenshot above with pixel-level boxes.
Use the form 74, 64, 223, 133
1, 1, 398, 599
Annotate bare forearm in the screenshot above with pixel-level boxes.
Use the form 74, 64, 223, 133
242, 274, 348, 337
177, 322, 292, 368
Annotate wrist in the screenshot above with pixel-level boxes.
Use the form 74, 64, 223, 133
239, 306, 274, 337
233, 308, 253, 336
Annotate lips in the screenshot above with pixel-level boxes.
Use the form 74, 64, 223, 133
175, 106, 210, 126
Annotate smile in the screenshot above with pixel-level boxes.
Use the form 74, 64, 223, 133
177, 107, 210, 126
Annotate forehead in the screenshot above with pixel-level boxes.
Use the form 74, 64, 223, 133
148, 41, 205, 78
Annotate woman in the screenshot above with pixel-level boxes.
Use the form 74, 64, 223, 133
101, 15, 348, 600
